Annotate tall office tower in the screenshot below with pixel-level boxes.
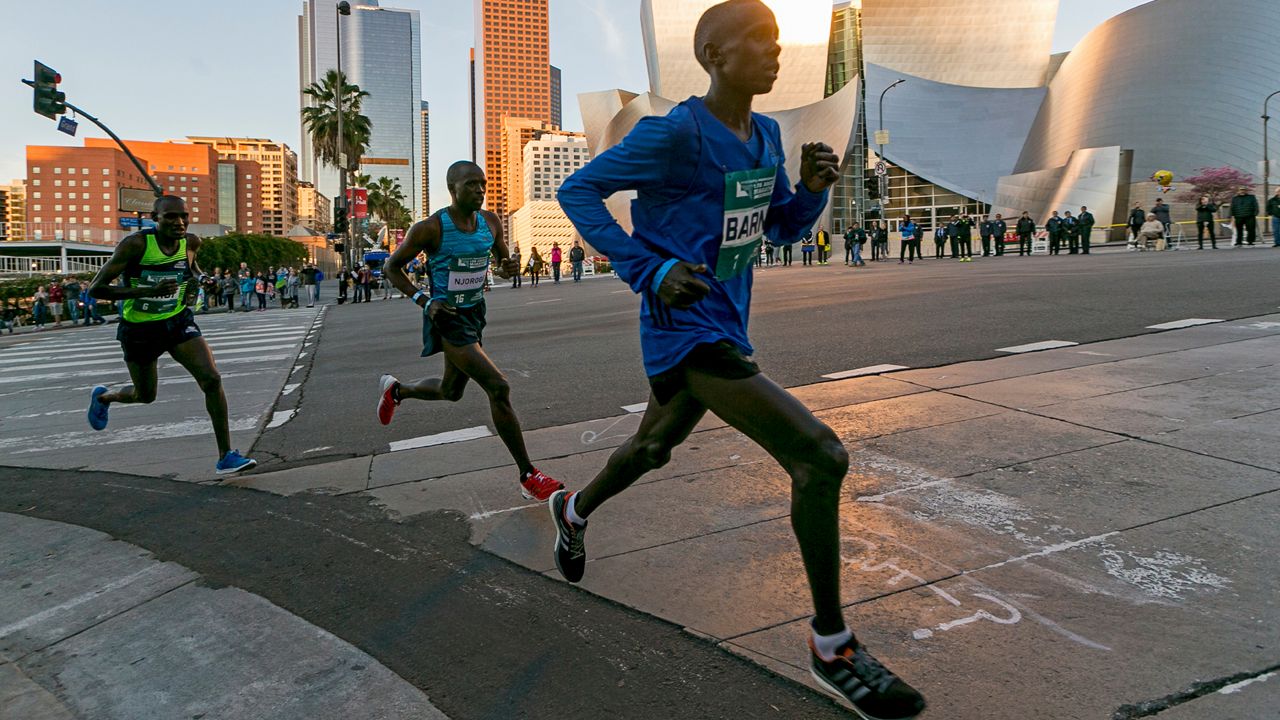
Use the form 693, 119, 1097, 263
188, 137, 299, 238
827, 1, 866, 234
420, 101, 430, 215
296, 181, 332, 232
474, 0, 552, 226
550, 65, 562, 128
510, 131, 590, 261
298, 0, 424, 218
2, 180, 26, 241
501, 117, 557, 219
216, 160, 263, 234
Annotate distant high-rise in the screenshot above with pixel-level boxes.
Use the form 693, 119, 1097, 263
299, 0, 424, 218
501, 117, 557, 218
296, 181, 332, 233
511, 131, 590, 260
420, 101, 431, 214
474, 0, 552, 227
188, 137, 299, 237
1, 180, 25, 241
550, 65, 562, 128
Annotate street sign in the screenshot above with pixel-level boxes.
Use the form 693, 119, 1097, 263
874, 130, 890, 146
57, 117, 78, 136
118, 187, 156, 213
875, 161, 888, 177
119, 216, 157, 230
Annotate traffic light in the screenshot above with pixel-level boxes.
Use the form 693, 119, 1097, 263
32, 61, 66, 120
863, 176, 881, 200
334, 242, 345, 254
333, 203, 349, 235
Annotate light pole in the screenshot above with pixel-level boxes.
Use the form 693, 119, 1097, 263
876, 79, 905, 213
335, 1, 352, 269
1264, 90, 1280, 236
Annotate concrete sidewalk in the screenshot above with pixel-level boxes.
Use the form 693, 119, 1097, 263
235, 313, 1280, 719
0, 513, 447, 720
6, 314, 1280, 718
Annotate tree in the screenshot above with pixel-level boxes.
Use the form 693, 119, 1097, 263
196, 233, 308, 272
1177, 166, 1255, 208
367, 176, 408, 227
301, 70, 372, 183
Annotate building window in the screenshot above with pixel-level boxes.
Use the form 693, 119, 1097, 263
54, 180, 62, 187
103, 205, 110, 212
81, 168, 89, 175
32, 167, 40, 174
54, 192, 62, 199
32, 204, 42, 211
54, 167, 61, 174
102, 193, 109, 200
102, 181, 110, 187
102, 168, 110, 175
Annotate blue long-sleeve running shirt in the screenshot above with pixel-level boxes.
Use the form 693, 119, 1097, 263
559, 97, 828, 377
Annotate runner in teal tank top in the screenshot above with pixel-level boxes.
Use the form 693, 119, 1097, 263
376, 161, 564, 502
84, 195, 256, 475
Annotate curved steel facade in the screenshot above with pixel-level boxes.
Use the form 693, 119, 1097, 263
867, 63, 1045, 202
1016, 0, 1280, 179
861, 0, 1058, 89
639, 0, 833, 113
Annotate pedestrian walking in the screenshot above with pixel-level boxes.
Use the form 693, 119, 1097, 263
800, 230, 815, 265
1077, 207, 1095, 254
547, 240, 563, 280
569, 241, 586, 281
1017, 211, 1036, 255
1231, 187, 1259, 246
556, 4, 926, 716
1195, 196, 1220, 250
1267, 189, 1280, 247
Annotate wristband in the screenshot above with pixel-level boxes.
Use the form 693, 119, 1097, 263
412, 290, 427, 306
651, 258, 681, 294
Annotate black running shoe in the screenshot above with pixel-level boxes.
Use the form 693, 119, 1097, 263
549, 490, 587, 583
810, 637, 926, 720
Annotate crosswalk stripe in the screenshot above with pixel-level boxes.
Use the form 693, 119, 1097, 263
0, 334, 305, 364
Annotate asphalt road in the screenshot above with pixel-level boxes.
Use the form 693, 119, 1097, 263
254, 246, 1280, 466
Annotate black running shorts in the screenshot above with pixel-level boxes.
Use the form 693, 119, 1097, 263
421, 301, 487, 357
648, 340, 761, 406
117, 308, 203, 365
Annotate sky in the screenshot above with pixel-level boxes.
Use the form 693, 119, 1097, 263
0, 0, 1149, 213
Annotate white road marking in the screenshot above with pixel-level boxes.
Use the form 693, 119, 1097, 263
265, 409, 296, 429
1146, 318, 1224, 330
621, 402, 649, 414
389, 425, 492, 453
995, 340, 1079, 354
525, 298, 563, 305
302, 446, 332, 454
4, 416, 260, 453
282, 383, 301, 396
469, 503, 541, 520
822, 364, 909, 380
610, 289, 632, 295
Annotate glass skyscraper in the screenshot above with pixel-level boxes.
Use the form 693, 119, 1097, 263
299, 1, 424, 218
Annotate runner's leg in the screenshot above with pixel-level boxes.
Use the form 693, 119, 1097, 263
169, 337, 232, 457
683, 370, 849, 634
574, 390, 707, 516
436, 340, 536, 475
99, 360, 159, 406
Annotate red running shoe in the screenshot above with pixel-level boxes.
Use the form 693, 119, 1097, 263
377, 374, 400, 426
520, 468, 564, 501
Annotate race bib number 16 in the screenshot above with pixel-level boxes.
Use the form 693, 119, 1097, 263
447, 254, 489, 307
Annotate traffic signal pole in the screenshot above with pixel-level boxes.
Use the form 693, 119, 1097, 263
23, 62, 163, 199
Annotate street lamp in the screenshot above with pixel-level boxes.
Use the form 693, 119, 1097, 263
1264, 90, 1280, 236
876, 79, 905, 211
336, 0, 352, 269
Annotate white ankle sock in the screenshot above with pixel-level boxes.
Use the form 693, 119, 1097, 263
565, 493, 586, 526
811, 626, 853, 661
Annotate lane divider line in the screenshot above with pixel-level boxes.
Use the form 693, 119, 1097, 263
822, 364, 910, 380
389, 426, 493, 453
995, 340, 1079, 354
1146, 318, 1224, 330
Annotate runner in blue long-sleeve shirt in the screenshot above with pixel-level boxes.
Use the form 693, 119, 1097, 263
553, 2, 925, 717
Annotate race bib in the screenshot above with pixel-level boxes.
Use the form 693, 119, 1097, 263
717, 167, 776, 281
447, 254, 489, 307
135, 270, 183, 315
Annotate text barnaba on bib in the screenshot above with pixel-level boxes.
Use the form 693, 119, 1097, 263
447, 253, 488, 307
718, 166, 775, 281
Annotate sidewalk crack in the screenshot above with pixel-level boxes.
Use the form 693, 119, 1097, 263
1111, 663, 1279, 719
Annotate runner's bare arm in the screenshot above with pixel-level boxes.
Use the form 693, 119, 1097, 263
482, 210, 518, 279
88, 234, 176, 300
387, 215, 441, 300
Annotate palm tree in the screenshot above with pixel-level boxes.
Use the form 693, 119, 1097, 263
367, 176, 407, 226
301, 69, 372, 182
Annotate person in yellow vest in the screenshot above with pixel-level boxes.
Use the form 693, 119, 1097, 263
815, 224, 831, 265
85, 195, 256, 475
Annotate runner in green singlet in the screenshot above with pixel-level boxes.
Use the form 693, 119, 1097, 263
85, 196, 256, 475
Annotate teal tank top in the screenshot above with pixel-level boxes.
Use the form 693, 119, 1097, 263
428, 210, 493, 307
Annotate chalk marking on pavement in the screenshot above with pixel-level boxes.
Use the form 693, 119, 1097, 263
1219, 672, 1276, 695
856, 478, 952, 503
912, 593, 1021, 640
822, 364, 909, 380
525, 298, 563, 305
621, 402, 649, 414
1236, 321, 1280, 330
1146, 318, 1224, 330
971, 532, 1120, 573
581, 415, 635, 446
995, 340, 1079, 354
282, 383, 301, 396
469, 503, 541, 521
302, 446, 332, 454
0, 564, 178, 638
389, 425, 493, 453
265, 409, 297, 429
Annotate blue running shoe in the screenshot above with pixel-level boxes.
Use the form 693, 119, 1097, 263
216, 450, 257, 475
87, 385, 109, 431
